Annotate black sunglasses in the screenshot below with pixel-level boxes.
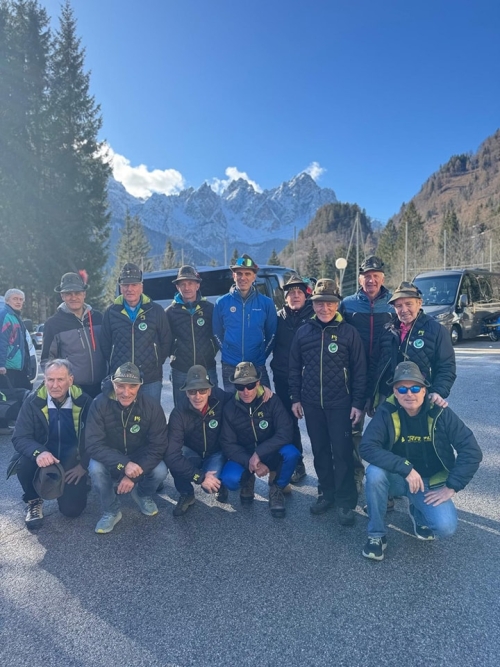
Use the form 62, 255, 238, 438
234, 381, 257, 391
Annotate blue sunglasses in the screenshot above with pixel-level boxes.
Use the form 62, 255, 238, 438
396, 385, 423, 394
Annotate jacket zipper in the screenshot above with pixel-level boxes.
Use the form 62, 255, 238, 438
191, 315, 196, 365
131, 323, 135, 365
81, 320, 95, 383
320, 332, 325, 408
430, 408, 448, 472
202, 422, 207, 458
369, 300, 374, 357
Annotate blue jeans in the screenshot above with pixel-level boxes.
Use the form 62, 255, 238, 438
170, 367, 218, 407
173, 448, 226, 495
222, 362, 271, 392
140, 380, 163, 404
221, 444, 300, 490
365, 465, 458, 539
88, 459, 168, 514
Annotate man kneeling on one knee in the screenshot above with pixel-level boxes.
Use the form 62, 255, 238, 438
219, 362, 300, 518
360, 361, 482, 561
85, 363, 168, 534
165, 365, 231, 517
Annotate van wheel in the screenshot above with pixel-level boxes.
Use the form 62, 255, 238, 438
489, 331, 500, 342
450, 325, 461, 346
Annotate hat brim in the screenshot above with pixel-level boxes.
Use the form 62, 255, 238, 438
388, 291, 422, 304
118, 278, 143, 285
33, 463, 65, 500
359, 268, 385, 275
229, 372, 261, 385
180, 378, 214, 391
387, 376, 430, 388
310, 294, 340, 303
54, 284, 87, 293
112, 377, 143, 385
230, 265, 258, 272
172, 276, 202, 284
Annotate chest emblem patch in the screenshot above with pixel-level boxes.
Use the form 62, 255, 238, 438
130, 425, 140, 433
208, 419, 218, 429
413, 338, 424, 349
328, 343, 338, 353
197, 318, 205, 327
259, 420, 268, 430
138, 322, 147, 331
230, 306, 237, 313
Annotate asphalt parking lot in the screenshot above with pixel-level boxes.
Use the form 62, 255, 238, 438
1, 339, 499, 667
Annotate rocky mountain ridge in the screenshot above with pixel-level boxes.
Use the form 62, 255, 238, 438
107, 172, 338, 266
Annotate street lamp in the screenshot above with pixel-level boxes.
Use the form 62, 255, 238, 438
336, 257, 347, 296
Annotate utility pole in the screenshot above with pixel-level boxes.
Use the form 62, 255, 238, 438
490, 237, 493, 271
224, 238, 227, 266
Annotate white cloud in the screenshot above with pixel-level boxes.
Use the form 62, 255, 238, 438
303, 161, 326, 181
209, 167, 262, 194
107, 146, 185, 198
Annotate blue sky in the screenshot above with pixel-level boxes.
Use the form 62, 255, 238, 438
42, 0, 500, 223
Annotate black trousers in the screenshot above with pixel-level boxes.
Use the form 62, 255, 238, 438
303, 405, 357, 509
273, 374, 303, 455
17, 450, 88, 517
6, 369, 31, 390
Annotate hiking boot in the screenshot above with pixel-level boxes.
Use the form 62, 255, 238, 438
216, 483, 229, 504
310, 497, 335, 515
173, 494, 195, 517
269, 471, 292, 494
25, 498, 44, 528
95, 511, 122, 534
290, 461, 307, 484
408, 504, 435, 540
131, 488, 159, 516
362, 536, 387, 561
240, 473, 255, 505
338, 507, 356, 526
269, 484, 286, 518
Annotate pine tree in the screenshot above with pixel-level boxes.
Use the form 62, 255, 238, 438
162, 240, 177, 269
320, 254, 336, 280
268, 249, 281, 266
230, 248, 239, 265
0, 0, 51, 309
376, 217, 398, 275
106, 212, 152, 301
45, 1, 110, 307
304, 242, 321, 278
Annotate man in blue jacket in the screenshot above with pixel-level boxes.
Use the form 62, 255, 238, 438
360, 361, 482, 561
213, 254, 277, 391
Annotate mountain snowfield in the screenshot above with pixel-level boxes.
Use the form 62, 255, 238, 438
107, 172, 337, 266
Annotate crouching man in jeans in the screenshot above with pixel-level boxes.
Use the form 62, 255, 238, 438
165, 365, 230, 517
85, 362, 168, 534
360, 361, 482, 561
219, 362, 300, 518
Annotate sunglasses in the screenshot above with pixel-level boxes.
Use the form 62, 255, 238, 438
187, 388, 210, 396
235, 381, 257, 391
234, 257, 255, 268
395, 385, 423, 394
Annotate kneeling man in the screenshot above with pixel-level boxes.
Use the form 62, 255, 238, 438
220, 362, 300, 517
85, 362, 168, 534
360, 361, 482, 561
165, 365, 230, 516
11, 359, 91, 528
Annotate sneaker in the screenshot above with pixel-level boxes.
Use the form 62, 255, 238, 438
338, 507, 356, 526
269, 484, 286, 518
362, 536, 388, 561
215, 483, 229, 504
131, 488, 158, 516
290, 461, 306, 484
240, 473, 255, 505
310, 497, 335, 515
25, 498, 44, 528
408, 504, 435, 540
173, 494, 195, 517
95, 511, 122, 534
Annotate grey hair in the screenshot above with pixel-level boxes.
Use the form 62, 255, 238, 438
5, 288, 25, 302
44, 358, 74, 376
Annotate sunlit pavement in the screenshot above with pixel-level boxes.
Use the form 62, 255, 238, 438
1, 340, 499, 667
